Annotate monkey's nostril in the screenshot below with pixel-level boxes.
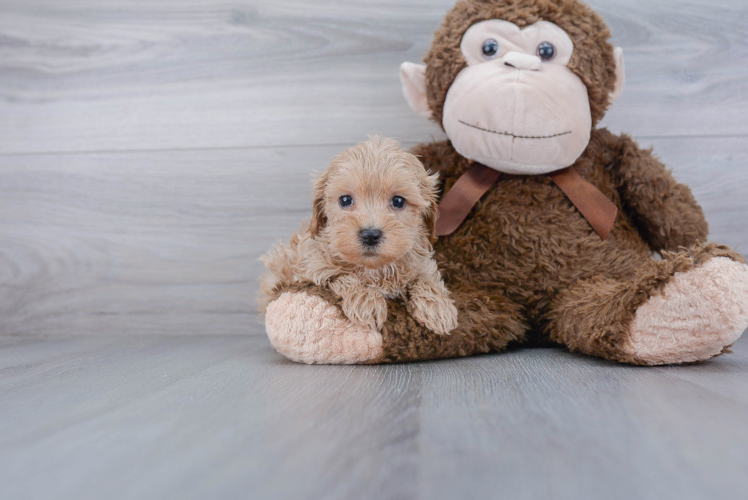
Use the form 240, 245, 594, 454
360, 229, 383, 247
504, 62, 516, 69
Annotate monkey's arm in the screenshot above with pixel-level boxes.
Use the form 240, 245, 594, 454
601, 131, 708, 251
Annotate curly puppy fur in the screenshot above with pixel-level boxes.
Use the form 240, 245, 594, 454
259, 137, 458, 335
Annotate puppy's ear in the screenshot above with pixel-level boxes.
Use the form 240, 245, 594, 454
421, 171, 441, 244
309, 171, 328, 237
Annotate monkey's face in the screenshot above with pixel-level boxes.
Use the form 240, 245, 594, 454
442, 20, 591, 175
400, 12, 625, 176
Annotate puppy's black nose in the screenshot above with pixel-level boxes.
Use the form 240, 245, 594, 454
360, 229, 383, 247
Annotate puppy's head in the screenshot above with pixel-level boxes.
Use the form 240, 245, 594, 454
310, 136, 439, 269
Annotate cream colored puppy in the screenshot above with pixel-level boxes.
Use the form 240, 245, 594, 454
259, 136, 458, 335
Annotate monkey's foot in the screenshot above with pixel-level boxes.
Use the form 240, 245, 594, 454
265, 292, 384, 364
624, 257, 748, 365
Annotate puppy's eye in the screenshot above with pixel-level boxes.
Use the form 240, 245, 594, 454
482, 39, 500, 59
339, 195, 353, 208
537, 42, 555, 61
391, 196, 406, 209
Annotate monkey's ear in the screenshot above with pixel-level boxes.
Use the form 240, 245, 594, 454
400, 62, 432, 119
609, 47, 626, 106
309, 172, 328, 237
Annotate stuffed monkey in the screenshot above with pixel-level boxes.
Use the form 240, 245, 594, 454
263, 0, 748, 365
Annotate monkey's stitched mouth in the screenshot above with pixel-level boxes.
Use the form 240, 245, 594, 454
459, 120, 572, 140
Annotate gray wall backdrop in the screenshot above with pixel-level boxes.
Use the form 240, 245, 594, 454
1, 0, 746, 336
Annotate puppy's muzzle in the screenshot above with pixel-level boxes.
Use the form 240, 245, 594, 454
359, 228, 383, 248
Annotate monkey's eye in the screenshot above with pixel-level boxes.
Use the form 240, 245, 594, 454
482, 39, 500, 59
339, 195, 353, 208
537, 42, 555, 61
391, 196, 406, 209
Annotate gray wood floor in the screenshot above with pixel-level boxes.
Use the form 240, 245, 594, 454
2, 333, 748, 500
1, 0, 748, 498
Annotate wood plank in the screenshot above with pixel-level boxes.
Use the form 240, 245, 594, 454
0, 0, 746, 155
0, 144, 346, 336
1, 136, 746, 336
0, 334, 746, 499
418, 342, 748, 500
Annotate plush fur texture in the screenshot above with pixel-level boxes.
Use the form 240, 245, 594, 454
259, 137, 458, 335
376, 135, 746, 364
263, 0, 748, 365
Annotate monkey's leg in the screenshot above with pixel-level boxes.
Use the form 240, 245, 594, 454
264, 282, 527, 364
549, 244, 748, 365
380, 283, 527, 363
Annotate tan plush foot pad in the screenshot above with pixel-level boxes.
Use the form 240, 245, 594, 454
625, 257, 748, 365
265, 292, 384, 365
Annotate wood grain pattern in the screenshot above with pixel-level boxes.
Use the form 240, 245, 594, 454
1, 137, 746, 336
1, 334, 747, 500
0, 0, 746, 154
0, 144, 342, 336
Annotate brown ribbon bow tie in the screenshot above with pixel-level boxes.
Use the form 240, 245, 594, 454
434, 162, 618, 240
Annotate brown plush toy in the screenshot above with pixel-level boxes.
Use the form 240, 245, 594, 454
263, 0, 748, 365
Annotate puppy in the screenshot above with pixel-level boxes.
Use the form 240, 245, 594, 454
258, 136, 458, 335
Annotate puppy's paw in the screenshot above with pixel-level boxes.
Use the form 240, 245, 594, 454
341, 288, 388, 332
408, 290, 459, 335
